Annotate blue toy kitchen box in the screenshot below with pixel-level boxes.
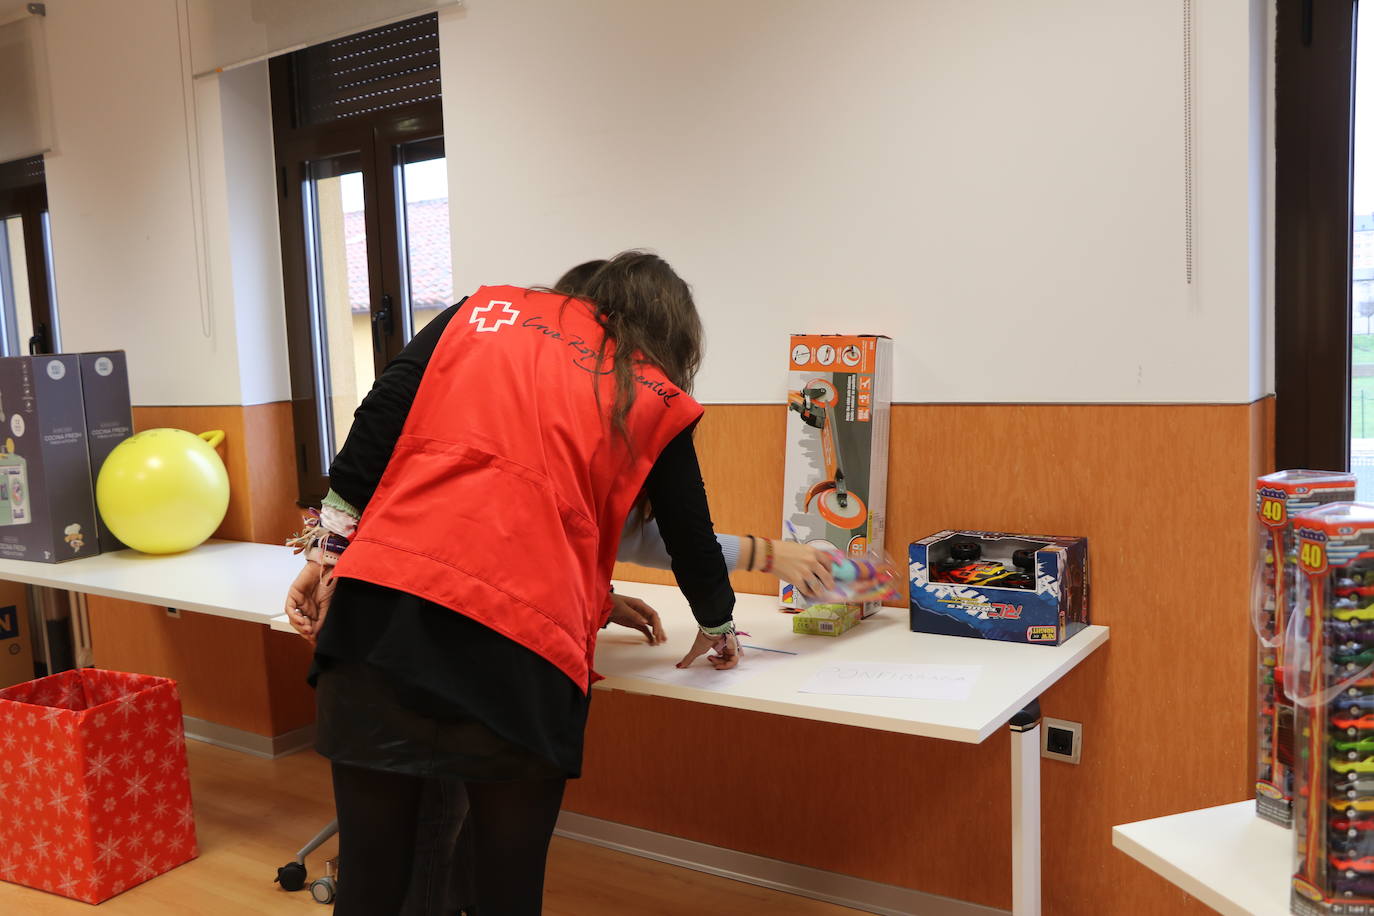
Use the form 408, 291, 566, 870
908, 530, 1089, 645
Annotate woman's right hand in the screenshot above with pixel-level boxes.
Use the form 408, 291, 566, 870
676, 629, 741, 670
770, 541, 836, 599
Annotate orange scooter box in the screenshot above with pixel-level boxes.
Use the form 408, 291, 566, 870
781, 334, 893, 616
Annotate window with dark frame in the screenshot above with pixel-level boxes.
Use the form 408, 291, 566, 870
1273, 1, 1360, 478
0, 156, 59, 357
270, 13, 451, 505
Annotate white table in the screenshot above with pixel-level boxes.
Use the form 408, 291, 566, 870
1112, 801, 1290, 916
4, 542, 1108, 916
0, 539, 300, 625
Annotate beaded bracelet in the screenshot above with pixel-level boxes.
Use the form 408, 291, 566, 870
759, 537, 775, 574
745, 535, 757, 572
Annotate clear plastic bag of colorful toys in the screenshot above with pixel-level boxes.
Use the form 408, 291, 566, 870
1286, 502, 1374, 914
1254, 471, 1356, 830
783, 529, 901, 608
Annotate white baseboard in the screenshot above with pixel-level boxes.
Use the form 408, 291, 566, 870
182, 716, 315, 759
554, 811, 1008, 916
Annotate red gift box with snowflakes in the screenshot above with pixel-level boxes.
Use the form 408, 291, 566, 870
0, 669, 198, 903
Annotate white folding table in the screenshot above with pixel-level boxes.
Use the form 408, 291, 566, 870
0, 541, 1108, 916
1112, 801, 1290, 916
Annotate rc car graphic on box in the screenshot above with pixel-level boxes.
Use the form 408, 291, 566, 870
909, 530, 1088, 646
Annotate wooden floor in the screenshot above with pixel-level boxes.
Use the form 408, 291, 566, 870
0, 739, 864, 915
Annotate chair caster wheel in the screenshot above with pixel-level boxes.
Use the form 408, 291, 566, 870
311, 875, 337, 904
276, 861, 307, 892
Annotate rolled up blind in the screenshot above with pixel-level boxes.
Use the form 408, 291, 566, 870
186, 0, 458, 78
292, 14, 441, 126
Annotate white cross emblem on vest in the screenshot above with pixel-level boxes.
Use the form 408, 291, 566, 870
469, 300, 520, 333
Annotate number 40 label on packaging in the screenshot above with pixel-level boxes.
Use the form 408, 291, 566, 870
1259, 495, 1286, 526
1299, 539, 1327, 575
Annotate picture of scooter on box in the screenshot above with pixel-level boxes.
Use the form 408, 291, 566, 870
787, 378, 866, 529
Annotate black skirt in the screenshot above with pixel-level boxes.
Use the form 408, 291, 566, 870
311, 577, 591, 780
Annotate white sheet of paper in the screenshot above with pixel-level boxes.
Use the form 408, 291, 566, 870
635, 646, 789, 692
798, 662, 981, 701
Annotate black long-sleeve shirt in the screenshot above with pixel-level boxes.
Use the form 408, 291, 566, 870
314, 298, 732, 776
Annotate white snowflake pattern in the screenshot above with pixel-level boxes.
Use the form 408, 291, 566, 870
176, 806, 195, 830
131, 851, 157, 881
126, 829, 144, 851
117, 728, 131, 744
55, 678, 82, 707
142, 718, 159, 740
157, 755, 177, 774
17, 748, 40, 776
48, 786, 70, 817
115, 749, 134, 770
0, 730, 14, 750
77, 786, 92, 808
142, 749, 156, 766
86, 749, 113, 783
152, 829, 165, 846
40, 758, 56, 778
93, 832, 122, 867
42, 707, 64, 728
112, 693, 139, 720
123, 769, 150, 803
93, 712, 106, 728
152, 799, 170, 819
128, 809, 143, 827
54, 870, 80, 895
102, 796, 116, 813
30, 831, 50, 863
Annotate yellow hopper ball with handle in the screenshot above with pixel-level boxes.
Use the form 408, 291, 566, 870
95, 429, 230, 555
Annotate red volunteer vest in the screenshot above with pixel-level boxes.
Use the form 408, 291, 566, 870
334, 286, 703, 691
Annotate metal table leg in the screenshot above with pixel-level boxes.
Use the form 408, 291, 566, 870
1010, 699, 1042, 916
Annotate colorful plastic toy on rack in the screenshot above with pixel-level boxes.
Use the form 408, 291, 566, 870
1253, 470, 1357, 829
1288, 502, 1374, 915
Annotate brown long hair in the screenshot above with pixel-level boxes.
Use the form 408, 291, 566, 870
571, 251, 704, 441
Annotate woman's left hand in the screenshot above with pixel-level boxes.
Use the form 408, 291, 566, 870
285, 562, 337, 646
770, 540, 836, 598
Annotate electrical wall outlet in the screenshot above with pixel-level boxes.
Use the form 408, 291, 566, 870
1042, 717, 1082, 764
165, 607, 181, 619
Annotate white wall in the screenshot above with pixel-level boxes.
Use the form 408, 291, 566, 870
201, 62, 291, 407
41, 0, 289, 408
440, 0, 1271, 405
